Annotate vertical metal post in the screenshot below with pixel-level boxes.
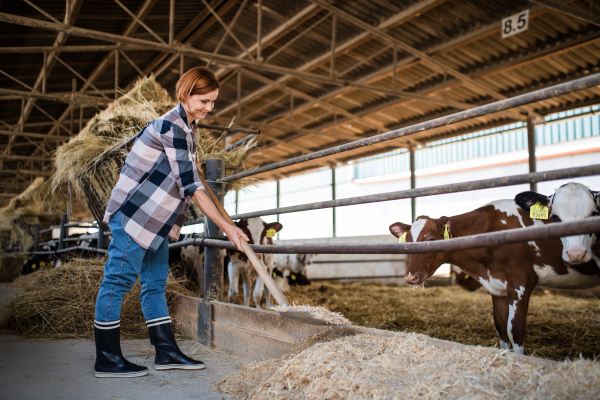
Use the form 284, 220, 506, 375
392, 46, 397, 90
331, 165, 336, 237
410, 146, 416, 223
330, 14, 337, 77
276, 179, 281, 240
34, 224, 40, 252
204, 158, 225, 302
58, 214, 68, 250
237, 70, 242, 118
114, 50, 119, 99
97, 221, 106, 256
235, 189, 239, 215
70, 78, 76, 133
179, 54, 184, 77
169, 0, 175, 45
257, 0, 262, 61
42, 51, 47, 94
527, 117, 537, 192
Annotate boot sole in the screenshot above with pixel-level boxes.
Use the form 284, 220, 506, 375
154, 364, 206, 370
95, 370, 149, 378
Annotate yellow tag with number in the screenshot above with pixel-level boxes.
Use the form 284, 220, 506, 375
444, 224, 452, 240
266, 228, 276, 238
398, 232, 407, 243
530, 202, 549, 219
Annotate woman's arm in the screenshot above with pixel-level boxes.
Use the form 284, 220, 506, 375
192, 189, 249, 252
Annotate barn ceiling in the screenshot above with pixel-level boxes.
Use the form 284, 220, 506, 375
0, 0, 599, 202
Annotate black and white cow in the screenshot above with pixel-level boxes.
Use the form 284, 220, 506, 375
273, 253, 313, 287
226, 217, 283, 309
515, 182, 600, 265
168, 233, 205, 294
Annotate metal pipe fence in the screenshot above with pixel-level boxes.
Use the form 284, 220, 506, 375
219, 73, 600, 183
171, 217, 600, 254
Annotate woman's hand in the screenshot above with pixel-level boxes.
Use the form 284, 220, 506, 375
223, 224, 249, 252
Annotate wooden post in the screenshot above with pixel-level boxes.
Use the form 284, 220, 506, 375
169, 0, 175, 45
527, 118, 537, 192
257, 0, 262, 61
410, 146, 416, 223
114, 50, 119, 99
330, 14, 337, 77
79, 105, 83, 132
204, 158, 225, 302
42, 50, 47, 94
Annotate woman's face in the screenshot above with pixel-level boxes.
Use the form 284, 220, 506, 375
185, 89, 218, 120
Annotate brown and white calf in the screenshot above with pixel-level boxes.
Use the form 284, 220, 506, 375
389, 198, 600, 354
273, 253, 314, 286
226, 217, 283, 309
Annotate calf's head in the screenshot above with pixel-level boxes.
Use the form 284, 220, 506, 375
235, 217, 283, 260
389, 216, 452, 286
515, 182, 599, 264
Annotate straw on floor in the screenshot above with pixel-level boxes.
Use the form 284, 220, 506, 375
283, 282, 600, 361
218, 332, 600, 400
0, 257, 198, 339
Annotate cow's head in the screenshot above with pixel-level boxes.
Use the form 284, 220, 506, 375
389, 216, 453, 286
295, 253, 314, 272
234, 217, 283, 260
515, 182, 599, 264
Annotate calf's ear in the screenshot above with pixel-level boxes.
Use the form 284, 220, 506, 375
266, 222, 283, 232
591, 190, 600, 209
389, 222, 411, 238
438, 216, 452, 237
515, 191, 550, 211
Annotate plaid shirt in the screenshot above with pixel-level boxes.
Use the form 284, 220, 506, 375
103, 103, 204, 251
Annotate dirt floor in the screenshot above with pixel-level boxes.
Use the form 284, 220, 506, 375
269, 282, 600, 361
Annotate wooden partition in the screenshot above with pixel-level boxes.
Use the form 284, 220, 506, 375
172, 294, 555, 367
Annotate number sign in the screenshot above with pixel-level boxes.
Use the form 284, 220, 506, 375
501, 9, 529, 39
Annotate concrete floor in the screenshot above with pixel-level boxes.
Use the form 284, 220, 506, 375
0, 284, 246, 400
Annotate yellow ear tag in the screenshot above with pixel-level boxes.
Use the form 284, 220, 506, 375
398, 232, 407, 243
530, 202, 549, 219
266, 228, 276, 238
444, 224, 451, 240
464, 274, 470, 279
40, 261, 45, 267
291, 274, 296, 280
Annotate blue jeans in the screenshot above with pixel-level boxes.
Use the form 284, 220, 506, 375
95, 211, 170, 323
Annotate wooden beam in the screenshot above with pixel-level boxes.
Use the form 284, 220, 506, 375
0, 129, 70, 141
528, 0, 600, 26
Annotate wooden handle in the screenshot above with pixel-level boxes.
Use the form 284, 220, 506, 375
198, 171, 290, 307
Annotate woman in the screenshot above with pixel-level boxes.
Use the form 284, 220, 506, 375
94, 67, 248, 378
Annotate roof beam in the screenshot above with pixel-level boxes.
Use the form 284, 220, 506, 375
0, 44, 147, 53
0, 129, 70, 141
528, 0, 600, 26
0, 88, 109, 106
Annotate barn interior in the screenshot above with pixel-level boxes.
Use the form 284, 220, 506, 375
1, 1, 600, 399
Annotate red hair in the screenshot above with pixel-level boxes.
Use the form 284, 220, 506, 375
175, 67, 220, 104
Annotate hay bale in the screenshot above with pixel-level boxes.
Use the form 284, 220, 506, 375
0, 257, 198, 339
218, 333, 600, 400
52, 76, 257, 220
0, 253, 28, 282
0, 178, 66, 250
283, 282, 600, 361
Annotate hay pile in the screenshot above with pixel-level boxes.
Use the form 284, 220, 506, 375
0, 257, 198, 338
52, 75, 257, 221
0, 253, 28, 282
283, 283, 600, 361
272, 305, 351, 325
218, 332, 600, 400
0, 177, 66, 250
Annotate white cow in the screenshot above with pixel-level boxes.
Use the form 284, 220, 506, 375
273, 253, 314, 275
226, 217, 283, 309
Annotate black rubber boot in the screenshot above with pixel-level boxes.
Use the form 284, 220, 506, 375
94, 321, 149, 378
147, 318, 205, 370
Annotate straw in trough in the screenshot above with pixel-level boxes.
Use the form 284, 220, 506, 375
218, 332, 600, 400
272, 304, 351, 325
0, 256, 197, 339
283, 282, 600, 361
0, 177, 66, 250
